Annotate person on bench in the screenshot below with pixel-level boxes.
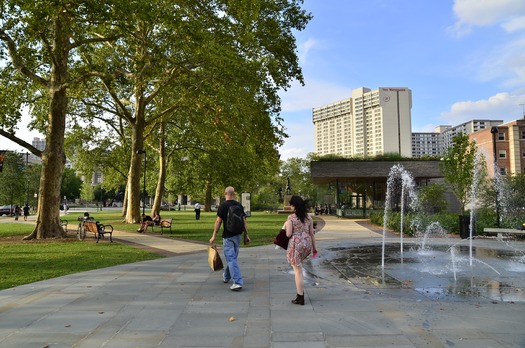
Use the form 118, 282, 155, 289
138, 214, 153, 233
153, 211, 161, 226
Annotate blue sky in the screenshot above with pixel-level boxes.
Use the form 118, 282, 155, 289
278, 0, 525, 159
3, 0, 525, 161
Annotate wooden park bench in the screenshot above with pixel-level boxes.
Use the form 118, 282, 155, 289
146, 218, 173, 234
483, 228, 525, 239
77, 219, 113, 243
159, 218, 173, 234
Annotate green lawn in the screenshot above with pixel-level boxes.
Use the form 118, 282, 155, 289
52, 210, 291, 246
0, 210, 294, 290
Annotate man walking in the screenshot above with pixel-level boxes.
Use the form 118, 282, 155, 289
210, 186, 250, 291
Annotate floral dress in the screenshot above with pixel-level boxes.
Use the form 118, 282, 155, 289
287, 213, 313, 266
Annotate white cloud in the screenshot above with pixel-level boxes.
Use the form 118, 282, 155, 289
502, 16, 525, 33
415, 123, 440, 133
298, 38, 320, 65
278, 120, 314, 160
446, 1, 525, 90
468, 37, 525, 88
449, 0, 525, 37
439, 92, 525, 124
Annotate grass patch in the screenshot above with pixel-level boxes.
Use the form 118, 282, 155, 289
0, 210, 295, 290
145, 211, 290, 247
56, 210, 291, 246
0, 242, 162, 290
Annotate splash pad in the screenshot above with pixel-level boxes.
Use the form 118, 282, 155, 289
316, 164, 525, 303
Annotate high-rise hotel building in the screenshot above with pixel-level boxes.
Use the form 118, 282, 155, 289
313, 87, 412, 157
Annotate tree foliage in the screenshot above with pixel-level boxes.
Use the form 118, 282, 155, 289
0, 151, 26, 205
417, 182, 447, 214
60, 167, 83, 201
0, 0, 130, 238
495, 174, 525, 228
440, 133, 487, 215
279, 156, 316, 201
1, 0, 311, 233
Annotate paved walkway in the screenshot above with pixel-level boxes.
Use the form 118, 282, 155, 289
0, 216, 524, 347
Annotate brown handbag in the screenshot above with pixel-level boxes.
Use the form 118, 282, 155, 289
208, 244, 224, 271
274, 225, 290, 250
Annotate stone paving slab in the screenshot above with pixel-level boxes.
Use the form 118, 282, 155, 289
1, 216, 525, 347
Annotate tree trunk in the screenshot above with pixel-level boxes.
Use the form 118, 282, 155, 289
152, 123, 166, 215
124, 123, 145, 223
24, 13, 70, 240
204, 178, 213, 212
121, 182, 129, 218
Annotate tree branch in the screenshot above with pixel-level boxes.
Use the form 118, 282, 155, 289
70, 34, 120, 50
0, 29, 49, 87
0, 129, 43, 157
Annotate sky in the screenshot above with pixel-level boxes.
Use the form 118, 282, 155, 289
3, 0, 525, 160
277, 0, 525, 159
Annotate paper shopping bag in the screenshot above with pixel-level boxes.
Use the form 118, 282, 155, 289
208, 244, 224, 271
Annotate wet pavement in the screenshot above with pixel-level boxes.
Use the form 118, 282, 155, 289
1, 215, 525, 347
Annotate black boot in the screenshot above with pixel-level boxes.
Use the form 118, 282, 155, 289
291, 293, 304, 305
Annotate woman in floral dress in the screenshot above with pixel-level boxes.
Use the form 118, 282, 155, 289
285, 195, 317, 305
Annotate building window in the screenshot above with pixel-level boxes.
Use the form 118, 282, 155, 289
498, 132, 505, 140
499, 150, 506, 158
500, 167, 507, 175
522, 131, 525, 139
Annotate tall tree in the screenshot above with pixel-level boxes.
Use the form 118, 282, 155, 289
76, 0, 311, 223
0, 0, 124, 239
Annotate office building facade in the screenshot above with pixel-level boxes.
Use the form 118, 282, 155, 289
313, 87, 412, 157
412, 120, 503, 158
469, 118, 525, 177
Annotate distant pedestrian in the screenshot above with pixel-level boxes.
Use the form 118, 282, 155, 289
23, 204, 29, 221
14, 205, 20, 221
194, 202, 201, 220
284, 195, 316, 305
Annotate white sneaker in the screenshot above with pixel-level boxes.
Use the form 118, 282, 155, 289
230, 283, 242, 291
222, 273, 229, 283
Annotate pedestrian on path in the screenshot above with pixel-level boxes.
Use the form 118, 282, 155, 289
14, 205, 20, 221
194, 202, 201, 220
209, 186, 250, 291
23, 204, 29, 221
285, 195, 316, 305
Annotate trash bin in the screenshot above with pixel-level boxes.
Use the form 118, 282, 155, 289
459, 215, 475, 239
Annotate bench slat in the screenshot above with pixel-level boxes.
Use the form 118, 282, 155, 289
483, 228, 524, 233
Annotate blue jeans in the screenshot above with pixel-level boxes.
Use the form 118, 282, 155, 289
222, 234, 243, 285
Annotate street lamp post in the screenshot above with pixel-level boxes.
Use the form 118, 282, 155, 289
490, 126, 500, 227
136, 150, 147, 215
24, 152, 29, 207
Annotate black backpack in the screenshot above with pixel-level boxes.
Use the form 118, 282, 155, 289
226, 203, 245, 234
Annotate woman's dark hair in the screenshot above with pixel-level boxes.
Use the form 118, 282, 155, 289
289, 195, 308, 223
